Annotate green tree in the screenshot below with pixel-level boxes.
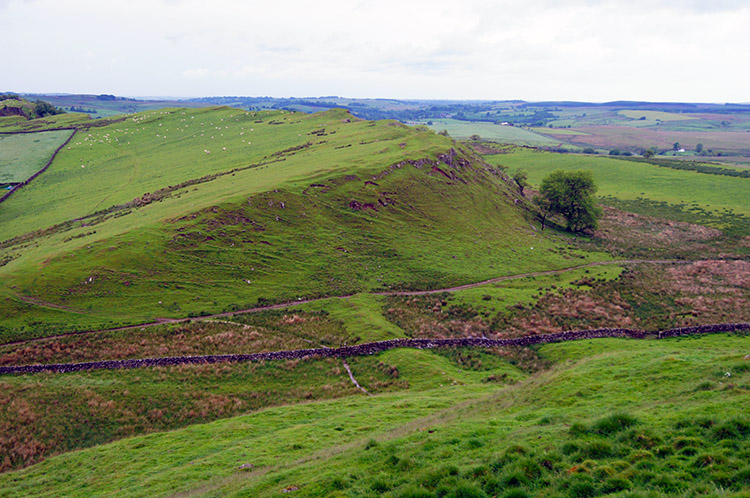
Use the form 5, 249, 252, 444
695, 143, 704, 153
673, 142, 681, 151
538, 169, 602, 232
511, 169, 529, 195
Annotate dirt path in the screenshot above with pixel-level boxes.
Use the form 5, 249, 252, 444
8, 259, 696, 346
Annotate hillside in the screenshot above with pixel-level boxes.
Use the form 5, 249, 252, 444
2, 332, 748, 497
0, 107, 607, 342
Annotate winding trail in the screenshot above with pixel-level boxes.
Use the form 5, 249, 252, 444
9, 258, 698, 347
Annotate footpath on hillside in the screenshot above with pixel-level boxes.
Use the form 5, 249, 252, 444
11, 258, 702, 346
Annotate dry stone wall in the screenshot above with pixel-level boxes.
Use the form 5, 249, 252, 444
1, 323, 748, 375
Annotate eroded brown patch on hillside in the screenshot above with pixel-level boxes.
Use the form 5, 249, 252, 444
590, 206, 724, 257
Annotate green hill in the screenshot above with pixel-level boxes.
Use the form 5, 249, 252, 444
0, 107, 606, 342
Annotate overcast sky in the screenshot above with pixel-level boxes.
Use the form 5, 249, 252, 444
2, 0, 748, 102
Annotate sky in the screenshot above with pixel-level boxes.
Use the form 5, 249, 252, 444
2, 0, 749, 102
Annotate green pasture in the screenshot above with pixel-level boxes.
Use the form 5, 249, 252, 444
618, 109, 697, 123
0, 112, 91, 132
2, 333, 747, 497
0, 130, 73, 183
0, 108, 610, 340
488, 149, 750, 230
425, 119, 563, 147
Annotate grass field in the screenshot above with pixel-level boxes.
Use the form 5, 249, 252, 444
0, 113, 92, 132
0, 107, 610, 341
0, 130, 73, 183
618, 109, 698, 123
2, 332, 747, 497
558, 126, 750, 155
488, 148, 750, 234
424, 119, 564, 147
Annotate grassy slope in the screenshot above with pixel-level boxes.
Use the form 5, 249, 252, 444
0, 130, 73, 183
2, 333, 747, 497
0, 113, 92, 132
0, 108, 609, 341
489, 148, 750, 234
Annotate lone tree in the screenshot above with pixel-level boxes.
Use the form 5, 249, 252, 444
536, 169, 602, 232
511, 169, 529, 195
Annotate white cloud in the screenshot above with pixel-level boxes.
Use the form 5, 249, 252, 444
1, 0, 748, 101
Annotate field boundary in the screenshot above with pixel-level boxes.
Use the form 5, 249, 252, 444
0, 129, 76, 204
1, 323, 747, 375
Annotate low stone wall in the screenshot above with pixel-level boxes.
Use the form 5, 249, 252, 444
1, 323, 747, 376
0, 129, 76, 205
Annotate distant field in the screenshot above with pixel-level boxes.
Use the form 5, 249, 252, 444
0, 130, 73, 183
529, 127, 589, 136
560, 125, 750, 155
488, 149, 750, 229
425, 119, 563, 146
0, 113, 91, 132
618, 109, 697, 122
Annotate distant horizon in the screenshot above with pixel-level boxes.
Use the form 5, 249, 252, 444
3, 0, 748, 103
11, 92, 749, 107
